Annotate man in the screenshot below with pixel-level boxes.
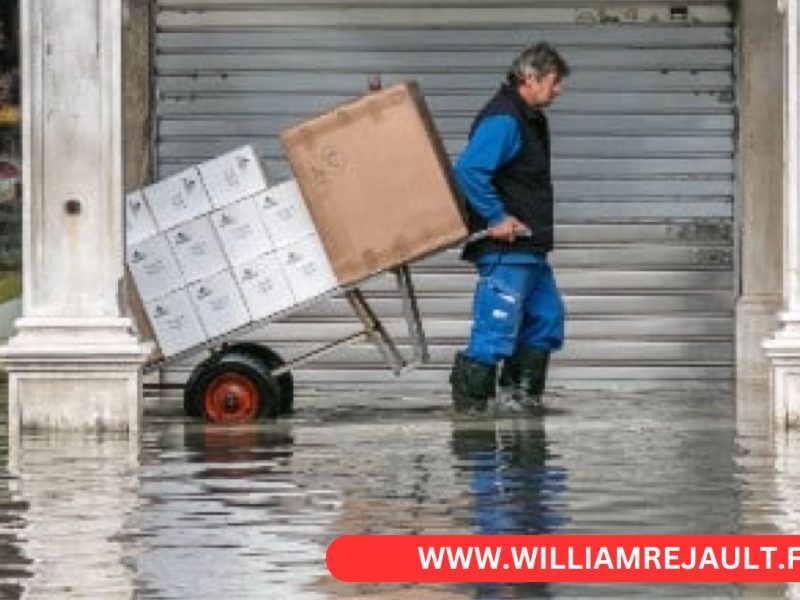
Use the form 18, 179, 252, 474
450, 43, 569, 412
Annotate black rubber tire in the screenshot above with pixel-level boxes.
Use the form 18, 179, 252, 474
183, 354, 221, 418
192, 350, 281, 422
220, 343, 294, 415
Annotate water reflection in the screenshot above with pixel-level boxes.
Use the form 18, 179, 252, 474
0, 426, 29, 600
451, 415, 568, 535
450, 415, 567, 599
134, 420, 331, 600
774, 430, 800, 600
6, 432, 138, 599
2, 387, 800, 598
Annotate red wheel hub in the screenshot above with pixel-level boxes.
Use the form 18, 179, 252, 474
204, 372, 260, 423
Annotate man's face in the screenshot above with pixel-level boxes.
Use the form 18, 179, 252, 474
521, 71, 562, 108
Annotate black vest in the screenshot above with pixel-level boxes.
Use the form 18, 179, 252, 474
461, 85, 554, 261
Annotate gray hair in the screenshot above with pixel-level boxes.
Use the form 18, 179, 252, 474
507, 43, 570, 85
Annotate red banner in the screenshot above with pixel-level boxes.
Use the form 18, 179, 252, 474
327, 535, 800, 583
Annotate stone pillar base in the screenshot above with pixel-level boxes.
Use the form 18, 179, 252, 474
0, 317, 149, 435
737, 294, 781, 385
763, 314, 800, 428
737, 295, 780, 431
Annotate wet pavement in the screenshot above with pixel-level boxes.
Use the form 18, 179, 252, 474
0, 383, 799, 599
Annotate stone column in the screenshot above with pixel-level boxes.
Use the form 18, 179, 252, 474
0, 0, 148, 433
736, 0, 783, 411
765, 0, 800, 428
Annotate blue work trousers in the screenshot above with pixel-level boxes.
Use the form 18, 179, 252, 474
465, 254, 565, 365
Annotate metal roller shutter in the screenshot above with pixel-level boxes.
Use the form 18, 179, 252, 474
155, 1, 735, 391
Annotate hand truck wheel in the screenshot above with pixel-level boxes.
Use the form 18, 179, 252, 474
214, 343, 294, 415
184, 354, 219, 418
186, 350, 281, 423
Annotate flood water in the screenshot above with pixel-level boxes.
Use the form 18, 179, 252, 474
0, 383, 799, 599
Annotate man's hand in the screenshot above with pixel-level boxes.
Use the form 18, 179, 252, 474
488, 215, 525, 242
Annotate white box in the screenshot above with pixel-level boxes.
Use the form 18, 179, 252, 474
188, 270, 251, 339
254, 179, 317, 249
233, 253, 295, 321
166, 216, 228, 283
210, 197, 274, 265
144, 288, 207, 358
142, 166, 213, 230
198, 145, 269, 209
127, 235, 184, 302
125, 190, 158, 246
278, 233, 338, 303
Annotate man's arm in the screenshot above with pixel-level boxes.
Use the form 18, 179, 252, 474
455, 114, 524, 241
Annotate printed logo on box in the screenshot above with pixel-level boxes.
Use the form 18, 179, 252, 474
188, 270, 252, 339
223, 154, 252, 188
142, 166, 213, 230
194, 286, 212, 300
125, 190, 158, 246
198, 146, 269, 209
126, 235, 184, 302
256, 180, 316, 248
234, 253, 295, 321
211, 196, 274, 265
167, 216, 228, 283
279, 234, 337, 303
144, 288, 207, 357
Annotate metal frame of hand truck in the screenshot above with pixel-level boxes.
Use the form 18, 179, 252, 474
142, 263, 430, 391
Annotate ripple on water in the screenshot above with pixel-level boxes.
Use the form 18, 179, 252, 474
0, 386, 796, 598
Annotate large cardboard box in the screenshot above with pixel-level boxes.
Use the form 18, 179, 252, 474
280, 80, 467, 286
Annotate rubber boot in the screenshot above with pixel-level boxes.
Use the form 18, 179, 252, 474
498, 346, 550, 410
449, 352, 497, 413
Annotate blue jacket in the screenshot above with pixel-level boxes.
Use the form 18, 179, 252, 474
455, 85, 554, 261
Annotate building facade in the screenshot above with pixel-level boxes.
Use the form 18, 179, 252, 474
1, 0, 796, 429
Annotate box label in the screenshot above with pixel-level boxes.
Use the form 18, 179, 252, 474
211, 196, 274, 265
142, 166, 213, 230
198, 145, 269, 209
125, 190, 158, 246
255, 179, 317, 249
278, 234, 338, 303
127, 235, 184, 302
167, 216, 229, 283
144, 288, 207, 357
234, 252, 296, 321
188, 270, 251, 339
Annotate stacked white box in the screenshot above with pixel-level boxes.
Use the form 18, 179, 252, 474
127, 235, 184, 302
211, 196, 274, 265
142, 166, 213, 230
188, 270, 251, 339
125, 190, 158, 246
144, 289, 207, 357
278, 233, 338, 303
233, 253, 295, 321
166, 216, 228, 283
254, 179, 316, 249
125, 145, 345, 359
198, 146, 269, 209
